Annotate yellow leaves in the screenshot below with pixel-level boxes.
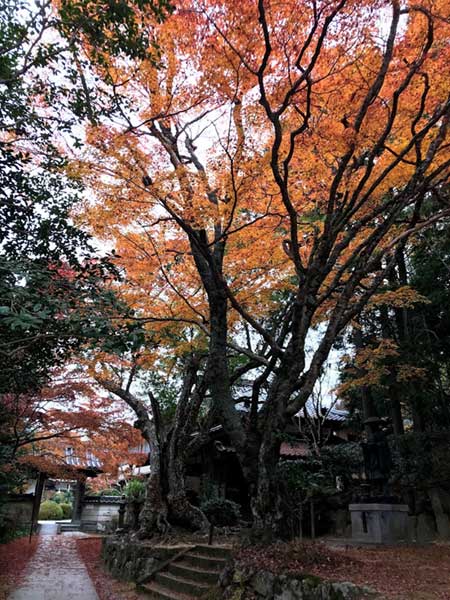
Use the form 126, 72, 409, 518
338, 334, 429, 396
396, 364, 427, 383
338, 338, 400, 393
368, 286, 430, 309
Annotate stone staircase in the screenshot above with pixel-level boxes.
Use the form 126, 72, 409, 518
138, 544, 231, 599
57, 521, 81, 533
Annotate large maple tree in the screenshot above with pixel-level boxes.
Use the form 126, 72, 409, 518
69, 0, 450, 536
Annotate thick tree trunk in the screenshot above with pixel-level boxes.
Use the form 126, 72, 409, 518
137, 434, 170, 538
167, 450, 208, 531
139, 441, 208, 536
138, 470, 169, 538
250, 435, 283, 542
251, 476, 283, 542
98, 375, 206, 536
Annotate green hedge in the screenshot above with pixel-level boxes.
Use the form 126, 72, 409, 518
60, 503, 72, 519
39, 500, 63, 520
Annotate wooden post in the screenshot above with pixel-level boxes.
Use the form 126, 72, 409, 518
299, 502, 303, 542
117, 495, 126, 531
310, 498, 316, 540
208, 522, 214, 546
72, 477, 86, 522
29, 472, 46, 543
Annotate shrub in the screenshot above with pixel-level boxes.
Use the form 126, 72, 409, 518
60, 503, 72, 519
38, 500, 63, 520
200, 498, 240, 526
390, 431, 450, 489
98, 488, 121, 496
51, 490, 73, 504
124, 479, 145, 502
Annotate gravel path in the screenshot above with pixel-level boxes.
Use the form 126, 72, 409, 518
8, 525, 99, 600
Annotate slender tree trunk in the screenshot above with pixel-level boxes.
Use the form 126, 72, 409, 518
310, 499, 315, 540
411, 399, 426, 432
389, 383, 405, 436
379, 305, 404, 435
298, 502, 303, 542
353, 326, 378, 432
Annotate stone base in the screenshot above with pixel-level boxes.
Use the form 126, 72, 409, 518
409, 513, 437, 543
349, 503, 409, 544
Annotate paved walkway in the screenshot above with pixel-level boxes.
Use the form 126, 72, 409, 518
9, 524, 99, 600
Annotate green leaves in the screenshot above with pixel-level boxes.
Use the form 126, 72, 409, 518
124, 478, 145, 500
59, 0, 173, 62
0, 0, 153, 395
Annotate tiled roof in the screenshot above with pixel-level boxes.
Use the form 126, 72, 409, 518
300, 399, 349, 422
64, 453, 102, 471
279, 441, 311, 457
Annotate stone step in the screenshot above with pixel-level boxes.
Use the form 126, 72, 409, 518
154, 572, 210, 597
182, 552, 228, 571
193, 544, 231, 560
169, 561, 221, 584
58, 523, 81, 532
140, 581, 196, 600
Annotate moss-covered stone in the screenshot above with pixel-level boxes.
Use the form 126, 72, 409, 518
101, 536, 188, 581
222, 562, 380, 600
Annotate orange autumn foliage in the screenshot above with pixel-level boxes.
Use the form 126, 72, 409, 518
67, 0, 450, 373
1, 370, 141, 481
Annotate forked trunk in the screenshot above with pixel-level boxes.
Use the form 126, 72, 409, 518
99, 376, 206, 536
167, 442, 209, 531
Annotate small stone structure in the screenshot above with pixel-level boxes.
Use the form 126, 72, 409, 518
349, 503, 409, 544
79, 495, 122, 532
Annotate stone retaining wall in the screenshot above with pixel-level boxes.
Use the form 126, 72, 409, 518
102, 537, 379, 599
101, 536, 191, 581
220, 564, 380, 600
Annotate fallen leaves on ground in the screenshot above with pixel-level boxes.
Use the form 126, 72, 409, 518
238, 540, 450, 599
76, 537, 140, 600
0, 535, 38, 600
237, 540, 359, 575
76, 535, 450, 599
325, 543, 450, 600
